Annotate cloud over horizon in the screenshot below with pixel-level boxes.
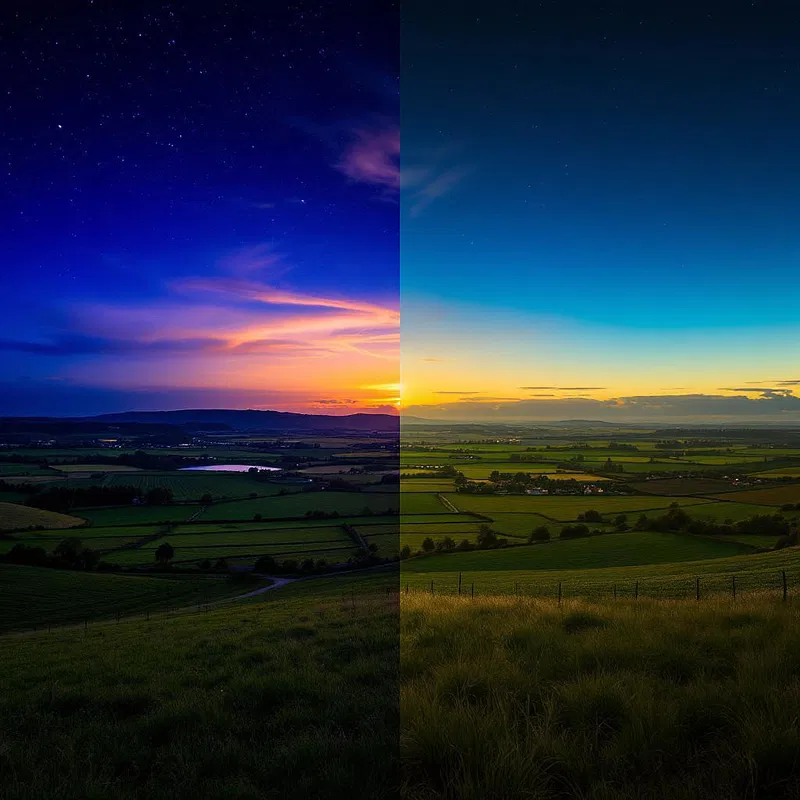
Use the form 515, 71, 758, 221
404, 391, 800, 422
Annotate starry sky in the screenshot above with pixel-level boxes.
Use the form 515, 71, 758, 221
2, 1, 399, 416
401, 1, 800, 422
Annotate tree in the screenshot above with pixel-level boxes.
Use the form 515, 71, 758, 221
421, 537, 435, 553
253, 513, 263, 521
476, 524, 498, 550
614, 514, 629, 531
400, 545, 412, 560
54, 537, 82, 563
529, 526, 550, 543
578, 509, 603, 523
254, 555, 277, 573
155, 542, 174, 565
200, 493, 213, 504
214, 557, 229, 571
146, 487, 174, 505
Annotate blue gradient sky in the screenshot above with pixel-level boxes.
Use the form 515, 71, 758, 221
2, 2, 399, 416
401, 2, 800, 421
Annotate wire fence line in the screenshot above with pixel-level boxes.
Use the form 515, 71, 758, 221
400, 569, 800, 602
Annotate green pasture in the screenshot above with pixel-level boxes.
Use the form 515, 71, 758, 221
201, 490, 399, 521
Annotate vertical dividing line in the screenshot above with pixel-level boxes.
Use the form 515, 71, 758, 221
458, 572, 462, 596
557, 581, 562, 605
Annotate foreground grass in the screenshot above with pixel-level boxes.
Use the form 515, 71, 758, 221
0, 571, 399, 799
401, 593, 800, 799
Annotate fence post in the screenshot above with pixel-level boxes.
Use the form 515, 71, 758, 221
613, 584, 617, 600
471, 582, 474, 599
732, 575, 736, 601
405, 583, 408, 594
634, 581, 639, 601
430, 580, 434, 596
458, 572, 462, 596
783, 570, 788, 602
696, 577, 700, 602
557, 581, 562, 605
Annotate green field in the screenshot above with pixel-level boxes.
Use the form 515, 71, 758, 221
0, 501, 86, 531
402, 531, 750, 575
710, 484, 800, 506
75, 505, 203, 526
55, 464, 143, 473
0, 564, 258, 633
102, 471, 288, 500
202, 491, 398, 521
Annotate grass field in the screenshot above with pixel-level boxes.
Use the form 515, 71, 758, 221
75, 505, 202, 526
402, 593, 800, 799
0, 501, 86, 531
402, 531, 750, 575
55, 464, 143, 473
0, 571, 398, 798
103, 471, 287, 500
0, 564, 257, 633
710, 484, 800, 506
202, 491, 399, 521
400, 543, 800, 598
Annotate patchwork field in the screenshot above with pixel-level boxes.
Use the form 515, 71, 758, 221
710, 484, 800, 506
0, 501, 86, 532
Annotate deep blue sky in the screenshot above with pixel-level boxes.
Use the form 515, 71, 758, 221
401, 1, 800, 420
2, 1, 399, 415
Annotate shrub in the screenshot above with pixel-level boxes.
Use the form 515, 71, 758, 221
529, 526, 550, 543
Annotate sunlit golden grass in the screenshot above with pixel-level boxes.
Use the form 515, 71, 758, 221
401, 592, 800, 799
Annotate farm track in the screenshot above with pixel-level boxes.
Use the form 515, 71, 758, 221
437, 494, 459, 512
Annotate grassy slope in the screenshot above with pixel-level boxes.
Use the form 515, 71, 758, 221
401, 593, 800, 799
401, 542, 800, 598
0, 565, 260, 633
0, 571, 398, 799
0, 501, 86, 531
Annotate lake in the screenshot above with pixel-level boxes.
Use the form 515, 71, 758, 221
179, 464, 281, 473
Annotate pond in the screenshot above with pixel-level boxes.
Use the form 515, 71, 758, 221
179, 464, 281, 472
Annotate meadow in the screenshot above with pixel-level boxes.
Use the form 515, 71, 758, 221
0, 571, 399, 799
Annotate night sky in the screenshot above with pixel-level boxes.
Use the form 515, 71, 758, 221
2, 1, 399, 416
401, 1, 800, 421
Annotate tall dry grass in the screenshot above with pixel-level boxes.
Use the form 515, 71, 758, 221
401, 593, 800, 799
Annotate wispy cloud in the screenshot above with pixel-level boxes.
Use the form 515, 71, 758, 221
335, 126, 400, 192
11, 245, 399, 410
520, 386, 608, 391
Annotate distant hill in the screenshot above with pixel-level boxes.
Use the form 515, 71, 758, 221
88, 409, 399, 432
0, 409, 398, 436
